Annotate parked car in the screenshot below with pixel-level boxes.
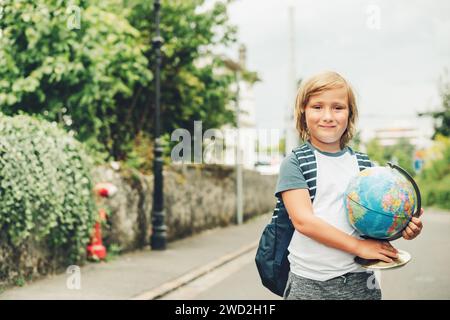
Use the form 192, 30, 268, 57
254, 160, 280, 175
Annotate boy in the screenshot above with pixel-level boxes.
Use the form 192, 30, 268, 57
278, 71, 423, 300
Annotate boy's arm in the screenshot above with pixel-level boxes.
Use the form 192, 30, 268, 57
282, 188, 399, 262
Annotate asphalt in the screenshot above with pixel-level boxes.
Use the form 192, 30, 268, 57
0, 213, 271, 300
2, 208, 449, 300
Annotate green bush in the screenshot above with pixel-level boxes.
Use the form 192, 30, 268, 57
0, 113, 96, 262
420, 174, 450, 210
417, 135, 450, 210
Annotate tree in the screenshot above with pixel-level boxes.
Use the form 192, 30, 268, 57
419, 69, 450, 138
417, 135, 450, 209
349, 130, 361, 151
0, 0, 247, 164
389, 137, 415, 176
0, 0, 152, 160
365, 138, 386, 165
124, 0, 240, 145
365, 137, 415, 175
278, 137, 286, 156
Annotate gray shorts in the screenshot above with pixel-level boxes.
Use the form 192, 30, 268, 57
283, 271, 382, 300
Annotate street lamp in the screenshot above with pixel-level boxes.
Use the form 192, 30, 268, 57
223, 58, 244, 225
151, 0, 167, 250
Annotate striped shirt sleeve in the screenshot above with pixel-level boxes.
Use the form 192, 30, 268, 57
275, 152, 308, 198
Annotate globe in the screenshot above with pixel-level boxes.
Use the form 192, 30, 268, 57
344, 165, 419, 240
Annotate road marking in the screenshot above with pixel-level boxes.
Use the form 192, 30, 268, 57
130, 241, 258, 300
161, 248, 256, 299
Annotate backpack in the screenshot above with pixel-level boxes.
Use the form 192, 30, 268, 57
254, 142, 373, 297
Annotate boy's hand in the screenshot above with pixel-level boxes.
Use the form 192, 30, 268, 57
402, 208, 424, 240
355, 239, 399, 263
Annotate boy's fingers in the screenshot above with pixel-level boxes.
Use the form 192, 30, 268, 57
406, 225, 413, 233
405, 226, 414, 237
387, 241, 397, 251
411, 217, 423, 228
383, 242, 398, 253
381, 249, 398, 259
378, 254, 393, 263
402, 230, 412, 240
408, 222, 419, 233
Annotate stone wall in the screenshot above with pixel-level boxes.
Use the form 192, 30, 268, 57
0, 164, 277, 288
93, 163, 278, 252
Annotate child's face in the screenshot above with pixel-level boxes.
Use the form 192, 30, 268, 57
304, 86, 349, 149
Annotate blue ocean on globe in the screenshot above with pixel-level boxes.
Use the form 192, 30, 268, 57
344, 166, 417, 239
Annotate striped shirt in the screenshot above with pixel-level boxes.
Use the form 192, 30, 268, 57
275, 142, 367, 281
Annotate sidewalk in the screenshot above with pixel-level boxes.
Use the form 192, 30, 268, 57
0, 213, 271, 300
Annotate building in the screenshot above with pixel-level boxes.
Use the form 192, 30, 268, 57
373, 127, 430, 148
201, 45, 259, 170
222, 45, 258, 170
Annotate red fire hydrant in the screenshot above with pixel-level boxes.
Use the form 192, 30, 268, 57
87, 182, 117, 260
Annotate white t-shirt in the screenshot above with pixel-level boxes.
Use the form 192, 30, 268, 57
276, 142, 367, 281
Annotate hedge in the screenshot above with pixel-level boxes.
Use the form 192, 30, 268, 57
0, 113, 96, 263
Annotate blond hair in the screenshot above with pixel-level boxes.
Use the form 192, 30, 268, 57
294, 71, 358, 149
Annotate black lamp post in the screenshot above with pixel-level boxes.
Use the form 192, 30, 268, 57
151, 0, 167, 250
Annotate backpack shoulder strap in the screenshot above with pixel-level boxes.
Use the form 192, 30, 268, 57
353, 149, 373, 171
291, 143, 317, 202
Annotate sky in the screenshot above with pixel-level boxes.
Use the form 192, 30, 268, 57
223, 0, 450, 145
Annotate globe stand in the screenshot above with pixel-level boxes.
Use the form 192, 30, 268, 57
353, 162, 421, 270
354, 249, 412, 270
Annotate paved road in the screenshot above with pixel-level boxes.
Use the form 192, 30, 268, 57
161, 249, 279, 300
162, 209, 450, 300
381, 209, 450, 299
